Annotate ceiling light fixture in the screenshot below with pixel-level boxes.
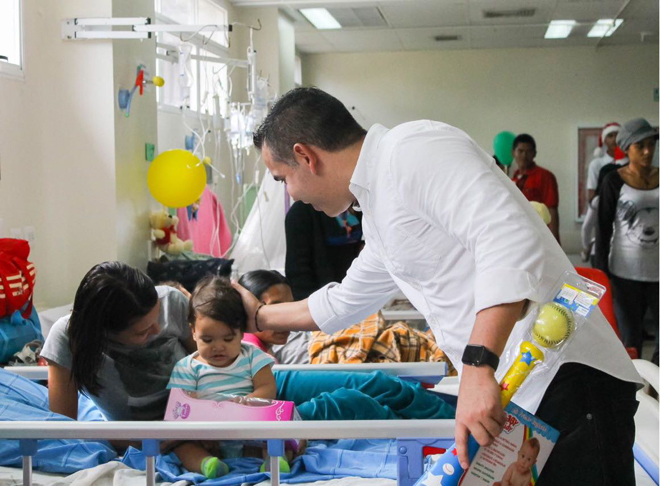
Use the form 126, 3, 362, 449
300, 8, 341, 30
587, 19, 623, 38
544, 20, 576, 39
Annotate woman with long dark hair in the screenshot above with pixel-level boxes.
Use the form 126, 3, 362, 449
41, 261, 194, 421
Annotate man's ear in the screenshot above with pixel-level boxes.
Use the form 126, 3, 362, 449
293, 143, 320, 175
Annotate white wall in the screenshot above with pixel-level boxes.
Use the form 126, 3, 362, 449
0, 0, 117, 309
113, 0, 158, 269
302, 44, 660, 252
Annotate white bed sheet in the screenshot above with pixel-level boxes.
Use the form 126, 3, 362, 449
1, 462, 655, 485
253, 479, 395, 486
0, 463, 188, 486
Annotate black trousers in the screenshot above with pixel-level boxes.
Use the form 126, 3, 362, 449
609, 275, 659, 362
535, 363, 639, 486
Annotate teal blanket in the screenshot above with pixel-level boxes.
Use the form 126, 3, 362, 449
275, 370, 455, 420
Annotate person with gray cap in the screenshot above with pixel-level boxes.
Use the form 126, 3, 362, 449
596, 117, 659, 363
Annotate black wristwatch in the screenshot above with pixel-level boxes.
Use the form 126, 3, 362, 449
461, 345, 500, 371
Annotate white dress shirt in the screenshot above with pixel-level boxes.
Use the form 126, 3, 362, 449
308, 121, 640, 413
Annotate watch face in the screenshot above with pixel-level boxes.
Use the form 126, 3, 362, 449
463, 346, 484, 365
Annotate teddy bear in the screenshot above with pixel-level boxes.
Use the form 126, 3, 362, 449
149, 210, 193, 256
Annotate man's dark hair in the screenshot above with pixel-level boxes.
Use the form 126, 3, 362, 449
253, 87, 366, 166
189, 275, 246, 332
513, 133, 536, 151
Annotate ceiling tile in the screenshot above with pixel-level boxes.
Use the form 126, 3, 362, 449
553, 1, 625, 20
379, 1, 467, 28
396, 27, 470, 50
319, 29, 404, 52
467, 0, 558, 25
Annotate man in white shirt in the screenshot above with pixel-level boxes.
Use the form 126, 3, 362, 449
586, 122, 621, 202
234, 88, 640, 485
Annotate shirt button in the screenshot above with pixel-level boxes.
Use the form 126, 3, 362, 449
586, 413, 593, 420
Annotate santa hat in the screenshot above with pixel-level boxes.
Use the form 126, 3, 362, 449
593, 122, 621, 157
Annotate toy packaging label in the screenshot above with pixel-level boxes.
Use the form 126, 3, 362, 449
553, 283, 599, 318
164, 388, 299, 422
459, 403, 559, 485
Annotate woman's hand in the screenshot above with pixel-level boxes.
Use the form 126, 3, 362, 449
232, 281, 262, 333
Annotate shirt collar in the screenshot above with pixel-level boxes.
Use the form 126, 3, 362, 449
350, 124, 389, 198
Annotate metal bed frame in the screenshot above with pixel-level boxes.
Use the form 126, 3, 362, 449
1, 362, 452, 486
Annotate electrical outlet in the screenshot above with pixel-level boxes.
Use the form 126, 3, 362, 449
24, 226, 36, 244
10, 227, 24, 239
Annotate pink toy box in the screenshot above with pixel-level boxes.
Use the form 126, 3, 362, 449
164, 388, 300, 422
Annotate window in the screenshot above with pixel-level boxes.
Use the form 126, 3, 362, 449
0, 0, 23, 78
155, 0, 229, 115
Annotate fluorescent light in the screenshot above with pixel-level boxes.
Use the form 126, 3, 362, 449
299, 8, 341, 30
587, 19, 623, 38
544, 20, 576, 39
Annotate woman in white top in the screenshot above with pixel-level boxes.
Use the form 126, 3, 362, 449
596, 118, 659, 363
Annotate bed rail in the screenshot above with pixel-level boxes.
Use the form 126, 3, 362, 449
3, 361, 448, 383
0, 419, 456, 486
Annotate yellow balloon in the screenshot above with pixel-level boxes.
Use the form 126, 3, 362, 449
147, 150, 206, 208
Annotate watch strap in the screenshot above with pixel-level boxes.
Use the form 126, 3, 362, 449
461, 344, 500, 370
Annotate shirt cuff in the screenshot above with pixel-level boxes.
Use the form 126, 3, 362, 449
474, 267, 540, 312
308, 283, 348, 334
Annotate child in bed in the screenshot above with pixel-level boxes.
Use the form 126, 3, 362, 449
167, 275, 279, 479
238, 270, 312, 364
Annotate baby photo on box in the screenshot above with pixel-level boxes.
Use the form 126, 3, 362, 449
460, 403, 559, 486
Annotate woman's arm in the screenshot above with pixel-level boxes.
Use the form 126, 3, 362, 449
595, 174, 621, 273
46, 360, 79, 420
247, 366, 277, 400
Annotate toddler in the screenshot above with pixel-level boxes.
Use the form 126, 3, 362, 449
167, 276, 277, 478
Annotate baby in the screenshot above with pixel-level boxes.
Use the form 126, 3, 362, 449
167, 276, 278, 478
496, 437, 540, 486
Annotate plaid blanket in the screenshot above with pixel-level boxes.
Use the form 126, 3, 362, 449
309, 313, 455, 374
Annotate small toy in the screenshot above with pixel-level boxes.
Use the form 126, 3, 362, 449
164, 388, 298, 422
118, 64, 164, 117
149, 210, 193, 256
499, 341, 545, 407
531, 302, 574, 349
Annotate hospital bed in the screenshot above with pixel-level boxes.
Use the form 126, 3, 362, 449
1, 362, 452, 486
2, 360, 657, 486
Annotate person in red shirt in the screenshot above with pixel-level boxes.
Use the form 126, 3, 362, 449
511, 134, 561, 243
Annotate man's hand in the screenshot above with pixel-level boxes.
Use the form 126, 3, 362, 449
454, 365, 506, 469
232, 281, 262, 333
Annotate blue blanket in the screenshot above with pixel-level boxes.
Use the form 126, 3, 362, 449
121, 439, 398, 484
0, 367, 454, 481
0, 368, 116, 473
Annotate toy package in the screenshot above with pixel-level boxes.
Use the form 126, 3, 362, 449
164, 388, 300, 422
413, 271, 605, 486
459, 403, 558, 486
